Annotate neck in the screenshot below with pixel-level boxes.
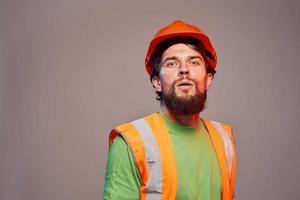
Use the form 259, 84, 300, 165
161, 104, 200, 127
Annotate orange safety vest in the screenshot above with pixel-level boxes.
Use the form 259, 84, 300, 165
109, 113, 237, 200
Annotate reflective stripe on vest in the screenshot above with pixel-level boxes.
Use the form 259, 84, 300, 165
110, 113, 236, 200
210, 121, 234, 176
132, 119, 163, 199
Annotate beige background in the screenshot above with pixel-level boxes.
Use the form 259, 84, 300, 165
1, 0, 300, 199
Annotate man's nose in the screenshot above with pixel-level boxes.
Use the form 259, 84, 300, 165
178, 62, 190, 77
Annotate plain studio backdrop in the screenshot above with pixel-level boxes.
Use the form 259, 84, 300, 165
1, 0, 299, 199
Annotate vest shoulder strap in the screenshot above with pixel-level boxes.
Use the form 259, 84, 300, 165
109, 113, 177, 200
203, 119, 237, 200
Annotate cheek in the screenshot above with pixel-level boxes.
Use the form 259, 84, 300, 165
195, 78, 208, 93
160, 78, 172, 92
193, 75, 208, 92
191, 67, 206, 77
196, 82, 205, 92
191, 68, 207, 84
159, 70, 176, 89
159, 68, 175, 79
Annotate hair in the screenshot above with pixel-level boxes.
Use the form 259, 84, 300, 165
149, 36, 216, 100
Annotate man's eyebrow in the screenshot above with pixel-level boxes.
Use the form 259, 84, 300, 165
188, 56, 203, 60
161, 55, 204, 65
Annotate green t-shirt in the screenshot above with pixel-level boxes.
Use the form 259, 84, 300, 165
103, 112, 222, 200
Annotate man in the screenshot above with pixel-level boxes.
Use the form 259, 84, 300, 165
103, 20, 237, 200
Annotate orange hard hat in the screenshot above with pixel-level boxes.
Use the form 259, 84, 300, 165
145, 20, 217, 75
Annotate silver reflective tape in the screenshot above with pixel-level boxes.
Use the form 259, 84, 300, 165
211, 121, 233, 176
132, 119, 163, 199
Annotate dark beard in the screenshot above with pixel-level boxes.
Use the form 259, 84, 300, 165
162, 80, 207, 115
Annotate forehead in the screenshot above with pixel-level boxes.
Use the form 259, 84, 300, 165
162, 43, 203, 59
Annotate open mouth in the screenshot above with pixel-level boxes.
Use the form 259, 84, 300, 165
178, 83, 192, 86
177, 81, 193, 87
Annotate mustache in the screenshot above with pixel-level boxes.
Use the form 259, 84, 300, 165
173, 77, 197, 85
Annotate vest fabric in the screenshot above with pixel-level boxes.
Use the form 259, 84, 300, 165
109, 112, 237, 200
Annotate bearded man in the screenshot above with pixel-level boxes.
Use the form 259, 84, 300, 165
103, 20, 237, 200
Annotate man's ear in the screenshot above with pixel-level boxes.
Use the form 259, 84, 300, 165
151, 76, 162, 92
205, 73, 213, 90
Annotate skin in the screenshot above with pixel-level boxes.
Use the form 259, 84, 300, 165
152, 43, 213, 127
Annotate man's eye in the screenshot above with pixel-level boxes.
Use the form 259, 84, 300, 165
166, 61, 178, 67
190, 60, 201, 66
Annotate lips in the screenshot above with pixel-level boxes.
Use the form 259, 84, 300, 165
176, 80, 194, 87
178, 83, 192, 86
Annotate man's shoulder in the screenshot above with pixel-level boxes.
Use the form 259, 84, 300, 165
203, 118, 234, 139
204, 118, 231, 127
114, 112, 160, 130
109, 112, 160, 145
